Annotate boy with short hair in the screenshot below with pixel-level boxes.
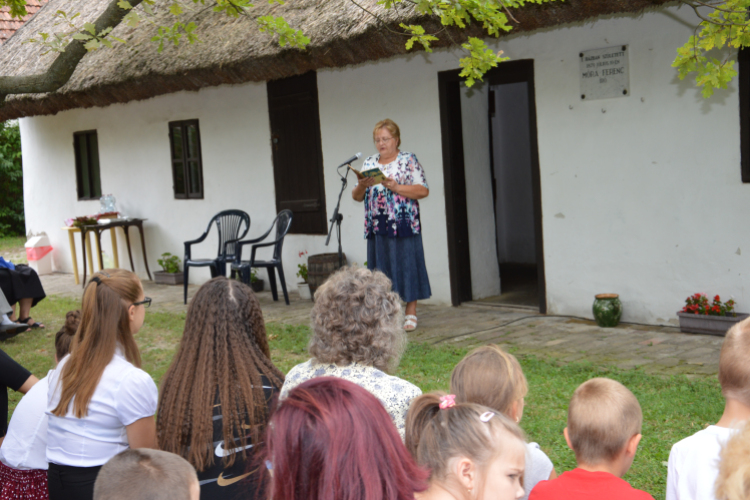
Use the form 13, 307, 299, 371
93, 449, 200, 500
666, 317, 750, 500
529, 377, 654, 500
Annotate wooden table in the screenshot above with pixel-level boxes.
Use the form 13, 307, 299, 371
62, 226, 99, 285
77, 218, 153, 287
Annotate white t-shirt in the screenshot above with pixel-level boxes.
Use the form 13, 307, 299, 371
523, 442, 554, 500
46, 349, 158, 467
666, 425, 739, 500
0, 372, 53, 470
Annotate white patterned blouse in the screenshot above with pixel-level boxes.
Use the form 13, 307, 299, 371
280, 360, 422, 440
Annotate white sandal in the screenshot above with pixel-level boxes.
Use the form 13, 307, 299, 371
404, 315, 418, 332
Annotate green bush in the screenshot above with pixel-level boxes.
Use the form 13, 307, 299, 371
0, 121, 23, 237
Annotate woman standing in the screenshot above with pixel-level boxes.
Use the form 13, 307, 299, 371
157, 277, 285, 500
46, 270, 157, 500
352, 119, 431, 332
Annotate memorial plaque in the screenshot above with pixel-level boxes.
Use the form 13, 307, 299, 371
579, 45, 629, 100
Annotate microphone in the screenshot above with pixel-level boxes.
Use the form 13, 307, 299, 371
338, 152, 362, 168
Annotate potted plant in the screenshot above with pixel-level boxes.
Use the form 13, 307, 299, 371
677, 293, 748, 336
155, 252, 184, 285
250, 268, 264, 293
297, 251, 311, 300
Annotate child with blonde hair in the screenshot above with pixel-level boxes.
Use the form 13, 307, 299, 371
667, 317, 750, 500
529, 378, 654, 500
715, 421, 750, 500
93, 449, 199, 500
406, 392, 526, 500
450, 345, 555, 499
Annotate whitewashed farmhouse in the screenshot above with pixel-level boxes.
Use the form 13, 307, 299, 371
0, 0, 744, 324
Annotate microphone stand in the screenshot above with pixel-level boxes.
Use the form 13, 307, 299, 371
325, 163, 351, 268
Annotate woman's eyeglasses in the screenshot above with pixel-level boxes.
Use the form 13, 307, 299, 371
374, 137, 393, 144
132, 297, 152, 308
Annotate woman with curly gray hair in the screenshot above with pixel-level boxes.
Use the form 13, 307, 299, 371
280, 266, 421, 438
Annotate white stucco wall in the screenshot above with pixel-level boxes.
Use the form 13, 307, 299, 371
479, 4, 746, 323
20, 81, 285, 287
20, 52, 462, 305
19, 4, 750, 322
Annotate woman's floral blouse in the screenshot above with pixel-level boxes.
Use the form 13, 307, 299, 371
280, 360, 422, 440
358, 151, 429, 238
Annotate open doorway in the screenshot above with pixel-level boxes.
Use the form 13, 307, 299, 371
438, 60, 546, 312
489, 80, 538, 307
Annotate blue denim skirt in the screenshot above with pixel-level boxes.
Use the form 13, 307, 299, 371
367, 233, 432, 303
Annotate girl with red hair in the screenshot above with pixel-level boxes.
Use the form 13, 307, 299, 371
265, 377, 429, 500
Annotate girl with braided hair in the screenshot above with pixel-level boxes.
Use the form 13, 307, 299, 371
157, 276, 284, 500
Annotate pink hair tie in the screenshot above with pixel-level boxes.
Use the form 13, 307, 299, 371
439, 394, 456, 410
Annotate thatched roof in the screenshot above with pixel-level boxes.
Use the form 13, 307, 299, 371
0, 0, 675, 120
0, 0, 48, 44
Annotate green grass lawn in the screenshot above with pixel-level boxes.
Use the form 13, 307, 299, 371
2, 296, 724, 500
0, 235, 28, 264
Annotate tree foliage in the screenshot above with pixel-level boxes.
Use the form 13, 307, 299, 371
673, 1, 750, 97
0, 121, 24, 237
381, 0, 559, 86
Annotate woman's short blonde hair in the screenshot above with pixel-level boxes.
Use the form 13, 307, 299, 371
716, 422, 750, 500
308, 266, 405, 373
450, 345, 528, 417
373, 119, 401, 148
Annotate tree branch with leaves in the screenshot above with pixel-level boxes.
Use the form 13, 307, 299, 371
673, 0, 750, 97
0, 0, 141, 99
0, 0, 309, 101
365, 0, 561, 86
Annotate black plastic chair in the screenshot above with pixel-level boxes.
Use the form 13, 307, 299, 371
231, 210, 293, 305
183, 210, 250, 304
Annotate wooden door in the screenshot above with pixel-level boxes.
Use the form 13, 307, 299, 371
487, 60, 546, 313
438, 71, 473, 305
437, 61, 546, 312
267, 72, 327, 234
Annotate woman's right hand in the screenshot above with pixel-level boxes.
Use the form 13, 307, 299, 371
352, 178, 375, 202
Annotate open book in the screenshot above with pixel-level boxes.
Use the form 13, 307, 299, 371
350, 166, 387, 185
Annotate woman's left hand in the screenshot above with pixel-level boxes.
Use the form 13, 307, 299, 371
382, 177, 399, 193
382, 176, 429, 200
